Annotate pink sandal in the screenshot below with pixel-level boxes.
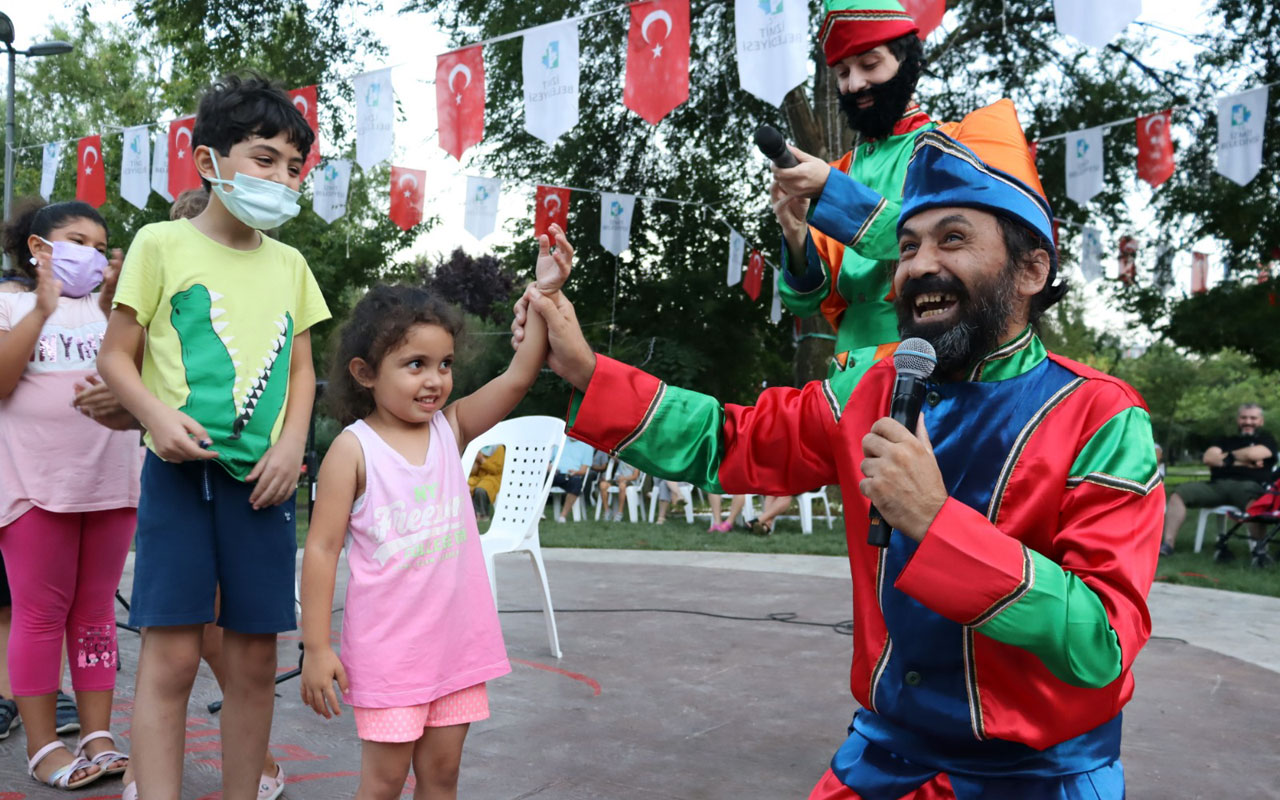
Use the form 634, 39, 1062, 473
259, 762, 286, 800
27, 739, 103, 790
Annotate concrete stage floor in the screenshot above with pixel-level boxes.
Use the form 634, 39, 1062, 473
1, 549, 1277, 799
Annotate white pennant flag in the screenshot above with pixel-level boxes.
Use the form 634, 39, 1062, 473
770, 267, 782, 324
522, 21, 580, 145
1053, 0, 1140, 49
120, 125, 151, 210
312, 159, 351, 224
1217, 87, 1268, 186
151, 130, 173, 202
464, 176, 502, 240
354, 68, 395, 170
734, 0, 809, 107
1065, 126, 1104, 205
727, 229, 745, 286
1079, 226, 1104, 283
40, 142, 62, 201
599, 192, 636, 256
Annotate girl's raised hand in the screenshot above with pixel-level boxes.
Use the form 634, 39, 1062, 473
300, 645, 349, 719
98, 248, 123, 317
535, 222, 573, 294
33, 250, 61, 319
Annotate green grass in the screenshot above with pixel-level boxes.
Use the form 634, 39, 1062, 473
295, 481, 1280, 598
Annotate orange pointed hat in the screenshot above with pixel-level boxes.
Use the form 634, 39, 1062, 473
900, 99, 1058, 276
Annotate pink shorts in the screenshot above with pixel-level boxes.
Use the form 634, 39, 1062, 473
353, 683, 489, 743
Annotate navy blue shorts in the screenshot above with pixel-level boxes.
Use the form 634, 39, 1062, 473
130, 451, 297, 634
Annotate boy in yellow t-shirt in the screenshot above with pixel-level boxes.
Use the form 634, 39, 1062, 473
98, 74, 330, 800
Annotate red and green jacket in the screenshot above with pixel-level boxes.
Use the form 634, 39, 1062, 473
779, 105, 936, 375
565, 327, 1162, 781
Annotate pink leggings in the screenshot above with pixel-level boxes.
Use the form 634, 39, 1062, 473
0, 506, 135, 696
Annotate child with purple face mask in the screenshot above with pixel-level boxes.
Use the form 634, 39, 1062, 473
0, 199, 139, 791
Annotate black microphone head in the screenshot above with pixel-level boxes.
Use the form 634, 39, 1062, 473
893, 338, 936, 379
754, 124, 788, 160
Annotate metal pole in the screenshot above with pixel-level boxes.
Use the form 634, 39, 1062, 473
4, 46, 15, 240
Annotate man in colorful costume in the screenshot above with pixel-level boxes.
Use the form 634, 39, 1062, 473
524, 100, 1163, 798
773, 0, 937, 378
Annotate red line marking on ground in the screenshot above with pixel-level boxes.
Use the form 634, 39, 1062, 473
1178, 571, 1220, 582
510, 657, 602, 696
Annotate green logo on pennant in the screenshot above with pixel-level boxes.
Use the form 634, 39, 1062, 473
542, 41, 560, 69
1231, 103, 1251, 126
759, 0, 784, 14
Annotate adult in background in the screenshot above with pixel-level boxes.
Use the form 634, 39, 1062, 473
1160, 403, 1276, 555
551, 439, 598, 523
773, 0, 937, 378
518, 99, 1161, 798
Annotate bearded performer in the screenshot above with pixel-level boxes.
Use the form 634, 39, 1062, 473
774, 0, 936, 378
517, 100, 1162, 798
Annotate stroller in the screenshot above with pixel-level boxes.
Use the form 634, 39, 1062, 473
1212, 478, 1280, 568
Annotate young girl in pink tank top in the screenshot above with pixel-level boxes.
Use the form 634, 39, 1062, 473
299, 225, 572, 798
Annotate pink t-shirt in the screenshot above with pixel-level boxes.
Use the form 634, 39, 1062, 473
0, 292, 142, 527
340, 415, 510, 709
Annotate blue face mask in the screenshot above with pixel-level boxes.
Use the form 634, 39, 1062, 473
205, 152, 301, 230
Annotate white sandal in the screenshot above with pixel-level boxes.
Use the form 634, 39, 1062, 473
27, 739, 103, 789
76, 730, 130, 776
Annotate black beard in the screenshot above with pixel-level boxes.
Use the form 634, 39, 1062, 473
837, 61, 918, 140
895, 262, 1019, 378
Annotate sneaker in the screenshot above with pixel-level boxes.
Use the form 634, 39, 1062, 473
611, 511, 623, 522
554, 516, 566, 524
55, 690, 80, 734
0, 698, 19, 740
1158, 543, 1174, 558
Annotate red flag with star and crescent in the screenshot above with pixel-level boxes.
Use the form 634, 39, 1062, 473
76, 135, 106, 208
1136, 110, 1174, 188
389, 166, 426, 231
899, 0, 945, 39
535, 185, 571, 240
744, 250, 764, 301
624, 0, 690, 125
287, 85, 322, 181
168, 116, 200, 198
436, 46, 485, 161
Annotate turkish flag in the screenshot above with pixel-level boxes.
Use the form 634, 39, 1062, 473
168, 116, 200, 198
900, 0, 945, 39
1052, 219, 1061, 252
437, 46, 485, 161
76, 135, 106, 208
1191, 252, 1208, 294
287, 85, 322, 181
1118, 236, 1138, 285
389, 166, 426, 231
1028, 140, 1039, 163
1136, 110, 1174, 188
624, 0, 690, 125
744, 250, 764, 301
535, 185, 570, 239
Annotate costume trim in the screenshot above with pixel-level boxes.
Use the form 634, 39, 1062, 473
910, 131, 1053, 235
849, 197, 888, 247
969, 545, 1034, 627
987, 378, 1086, 524
821, 380, 843, 423
963, 626, 984, 740
968, 326, 1035, 382
868, 547, 891, 713
1066, 470, 1162, 496
617, 382, 667, 454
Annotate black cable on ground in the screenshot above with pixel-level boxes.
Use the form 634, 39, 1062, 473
500, 607, 854, 636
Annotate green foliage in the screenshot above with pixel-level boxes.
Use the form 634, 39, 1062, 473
3, 4, 426, 372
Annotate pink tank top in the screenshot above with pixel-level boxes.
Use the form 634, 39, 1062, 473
339, 415, 510, 708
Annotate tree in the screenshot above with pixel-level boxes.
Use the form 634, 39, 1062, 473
3, 4, 428, 371
406, 0, 1179, 391
417, 248, 516, 323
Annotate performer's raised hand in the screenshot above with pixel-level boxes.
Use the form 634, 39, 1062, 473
770, 143, 831, 199
524, 285, 596, 391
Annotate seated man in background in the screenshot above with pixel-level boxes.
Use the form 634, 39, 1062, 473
1161, 403, 1276, 555
551, 438, 598, 523
598, 458, 640, 522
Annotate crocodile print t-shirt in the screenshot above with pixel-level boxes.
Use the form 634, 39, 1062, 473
114, 219, 330, 480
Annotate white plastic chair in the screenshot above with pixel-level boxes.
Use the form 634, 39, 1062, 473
798, 488, 836, 535
647, 480, 695, 524
1194, 505, 1241, 553
460, 416, 566, 658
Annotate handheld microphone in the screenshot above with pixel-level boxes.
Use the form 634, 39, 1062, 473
754, 124, 799, 169
867, 338, 937, 548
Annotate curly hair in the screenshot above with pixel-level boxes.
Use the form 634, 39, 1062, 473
327, 284, 465, 426
2, 198, 107, 280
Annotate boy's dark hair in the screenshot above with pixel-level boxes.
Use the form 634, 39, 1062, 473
2, 198, 107, 279
192, 73, 315, 192
328, 284, 465, 426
